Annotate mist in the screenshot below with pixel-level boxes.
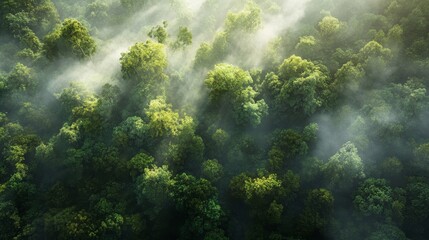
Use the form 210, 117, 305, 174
1, 0, 429, 239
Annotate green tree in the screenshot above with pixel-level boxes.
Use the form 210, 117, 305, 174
172, 26, 192, 50
144, 96, 184, 138
297, 188, 334, 238
266, 55, 330, 115
202, 159, 223, 182
120, 0, 148, 11
413, 143, 429, 174
0, 201, 21, 240
211, 128, 229, 147
120, 40, 167, 87
225, 2, 261, 33
171, 173, 224, 239
323, 141, 365, 190
44, 18, 96, 60
1, 0, 59, 36
56, 82, 91, 116
85, 1, 109, 27
367, 224, 407, 240
295, 35, 317, 59
205, 63, 268, 126
318, 15, 342, 40
333, 61, 365, 97
5, 12, 43, 52
148, 21, 168, 44
404, 178, 429, 237
128, 152, 154, 178
358, 40, 392, 63
135, 165, 174, 208
6, 63, 36, 92
354, 178, 393, 218
113, 116, 148, 148
268, 129, 308, 171
243, 173, 284, 204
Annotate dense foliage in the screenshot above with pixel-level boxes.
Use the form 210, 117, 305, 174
1, 0, 429, 239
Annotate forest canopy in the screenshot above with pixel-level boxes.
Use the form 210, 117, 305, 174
1, 0, 429, 239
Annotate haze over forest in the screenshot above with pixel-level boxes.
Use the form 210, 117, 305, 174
1, 0, 429, 239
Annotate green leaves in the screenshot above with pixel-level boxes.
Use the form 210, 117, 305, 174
413, 143, 429, 174
145, 97, 180, 137
265, 55, 330, 116
202, 159, 224, 182
268, 129, 308, 171
206, 63, 253, 100
354, 178, 393, 217
244, 173, 282, 201
318, 15, 342, 39
323, 141, 365, 190
225, 2, 261, 33
44, 18, 96, 60
136, 165, 174, 206
172, 26, 192, 50
6, 63, 36, 92
358, 41, 392, 63
205, 63, 268, 126
148, 21, 168, 44
113, 116, 148, 148
120, 40, 167, 86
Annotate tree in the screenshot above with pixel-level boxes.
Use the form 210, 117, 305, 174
0, 201, 21, 240
56, 82, 91, 116
354, 178, 393, 218
4, 12, 43, 52
1, 0, 59, 36
413, 143, 429, 174
318, 15, 342, 40
358, 40, 392, 63
266, 55, 330, 116
206, 63, 252, 101
120, 0, 148, 11
323, 141, 365, 190
6, 63, 36, 92
44, 208, 99, 239
243, 173, 284, 204
148, 21, 168, 44
128, 152, 154, 178
367, 224, 407, 240
404, 178, 429, 237
156, 122, 204, 173
193, 2, 261, 70
379, 157, 403, 180
202, 159, 223, 182
113, 116, 148, 148
120, 40, 167, 87
135, 165, 174, 208
205, 63, 268, 126
171, 173, 224, 239
144, 96, 183, 138
44, 18, 96, 60
97, 83, 121, 121
362, 80, 427, 141
297, 188, 334, 238
172, 26, 192, 50
70, 96, 104, 136
333, 61, 365, 97
211, 128, 229, 147
225, 2, 261, 33
85, 1, 109, 27
295, 35, 317, 59
194, 42, 214, 69
268, 129, 308, 171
